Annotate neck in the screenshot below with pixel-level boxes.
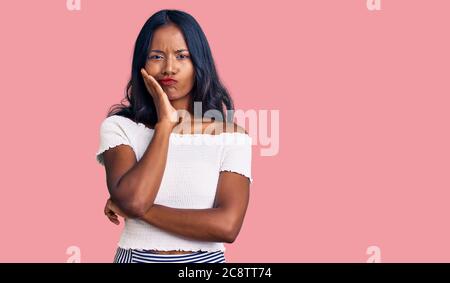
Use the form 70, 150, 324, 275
170, 94, 193, 118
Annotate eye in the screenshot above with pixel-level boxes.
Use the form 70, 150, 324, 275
177, 54, 190, 59
148, 55, 163, 60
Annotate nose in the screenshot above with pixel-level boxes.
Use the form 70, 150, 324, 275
162, 55, 178, 75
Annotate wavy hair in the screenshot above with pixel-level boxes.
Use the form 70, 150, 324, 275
106, 9, 235, 126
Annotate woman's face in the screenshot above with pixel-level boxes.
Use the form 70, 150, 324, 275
144, 24, 195, 102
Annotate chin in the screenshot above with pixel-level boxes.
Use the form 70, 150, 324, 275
166, 92, 179, 100
168, 92, 188, 101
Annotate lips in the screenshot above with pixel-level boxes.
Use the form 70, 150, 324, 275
158, 79, 177, 86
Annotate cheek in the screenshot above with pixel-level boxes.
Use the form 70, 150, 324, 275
145, 62, 160, 76
183, 65, 195, 87
181, 74, 195, 91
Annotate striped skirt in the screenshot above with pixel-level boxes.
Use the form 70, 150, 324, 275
113, 247, 226, 263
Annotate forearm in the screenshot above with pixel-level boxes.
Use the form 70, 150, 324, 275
111, 122, 173, 216
138, 204, 234, 243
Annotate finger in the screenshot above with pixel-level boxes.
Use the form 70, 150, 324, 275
141, 67, 149, 76
107, 211, 118, 218
141, 69, 156, 96
105, 208, 117, 217
108, 214, 118, 220
107, 215, 118, 224
104, 199, 112, 215
108, 216, 120, 225
148, 75, 165, 95
141, 68, 153, 85
109, 203, 121, 215
141, 68, 164, 96
107, 210, 118, 218
106, 212, 119, 223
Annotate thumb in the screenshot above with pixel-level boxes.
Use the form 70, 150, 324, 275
170, 110, 180, 124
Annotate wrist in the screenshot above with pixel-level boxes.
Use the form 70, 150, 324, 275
155, 121, 175, 133
138, 204, 156, 223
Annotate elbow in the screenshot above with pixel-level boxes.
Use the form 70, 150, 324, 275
130, 198, 153, 218
112, 178, 155, 218
221, 222, 240, 244
111, 195, 152, 219
223, 235, 237, 244
125, 201, 148, 218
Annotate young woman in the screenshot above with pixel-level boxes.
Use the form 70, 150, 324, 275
95, 9, 253, 263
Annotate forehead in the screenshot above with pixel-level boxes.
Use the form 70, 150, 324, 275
150, 24, 187, 49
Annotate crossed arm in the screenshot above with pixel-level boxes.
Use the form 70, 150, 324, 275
102, 122, 250, 244
105, 171, 250, 243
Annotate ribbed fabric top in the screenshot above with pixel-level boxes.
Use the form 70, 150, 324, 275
95, 115, 253, 252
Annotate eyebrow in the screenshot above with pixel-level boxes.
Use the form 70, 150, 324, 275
149, 49, 189, 54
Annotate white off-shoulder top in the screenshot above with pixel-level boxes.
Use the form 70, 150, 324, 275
95, 115, 253, 252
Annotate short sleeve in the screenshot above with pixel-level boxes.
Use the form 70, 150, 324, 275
219, 133, 253, 184
95, 116, 133, 166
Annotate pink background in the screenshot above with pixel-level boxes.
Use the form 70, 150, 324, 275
1, 0, 449, 262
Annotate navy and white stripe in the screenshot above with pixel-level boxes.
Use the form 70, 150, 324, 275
113, 247, 226, 263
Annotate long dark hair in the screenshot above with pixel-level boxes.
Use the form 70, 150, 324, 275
106, 9, 235, 126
